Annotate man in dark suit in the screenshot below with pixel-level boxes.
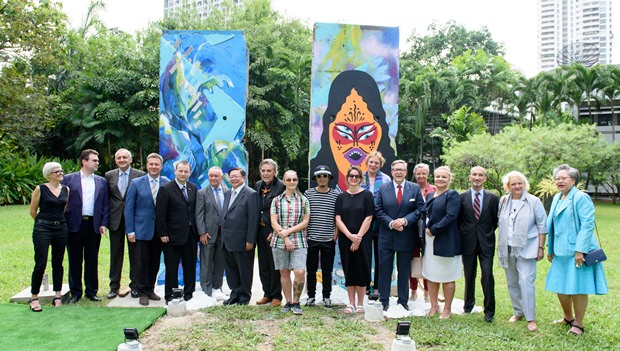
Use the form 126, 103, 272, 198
221, 167, 259, 305
156, 160, 198, 303
105, 148, 145, 299
195, 166, 228, 300
254, 159, 285, 306
375, 160, 425, 311
62, 149, 109, 303
125, 153, 169, 306
460, 166, 499, 322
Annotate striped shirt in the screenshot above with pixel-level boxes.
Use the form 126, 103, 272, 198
304, 187, 339, 242
270, 192, 310, 249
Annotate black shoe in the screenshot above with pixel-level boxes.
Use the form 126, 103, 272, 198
236, 300, 249, 305
484, 315, 494, 323
184, 294, 192, 302
86, 295, 101, 302
383, 304, 389, 312
131, 289, 139, 298
223, 298, 238, 305
68, 295, 81, 304
106, 290, 118, 299
400, 303, 409, 311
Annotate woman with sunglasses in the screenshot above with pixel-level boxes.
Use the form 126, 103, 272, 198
28, 162, 70, 311
335, 166, 375, 314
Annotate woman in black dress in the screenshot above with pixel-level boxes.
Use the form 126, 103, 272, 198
335, 166, 375, 314
28, 162, 69, 311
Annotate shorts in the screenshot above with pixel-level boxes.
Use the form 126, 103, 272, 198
272, 247, 308, 270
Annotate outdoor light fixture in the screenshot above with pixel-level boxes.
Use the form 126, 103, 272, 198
369, 292, 379, 301
124, 328, 139, 341
395, 321, 411, 339
118, 327, 142, 351
168, 288, 188, 317
172, 288, 183, 299
391, 321, 416, 351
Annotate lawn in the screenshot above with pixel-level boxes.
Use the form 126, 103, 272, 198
1, 203, 618, 350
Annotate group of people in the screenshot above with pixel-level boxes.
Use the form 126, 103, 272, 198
27, 150, 607, 335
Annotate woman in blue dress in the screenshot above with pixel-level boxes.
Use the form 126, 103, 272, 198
546, 164, 607, 335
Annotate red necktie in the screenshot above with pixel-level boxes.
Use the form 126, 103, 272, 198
397, 185, 402, 205
474, 192, 481, 220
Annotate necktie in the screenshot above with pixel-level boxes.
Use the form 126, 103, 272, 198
214, 187, 223, 212
151, 178, 158, 204
474, 192, 481, 220
182, 185, 188, 201
397, 184, 402, 205
229, 190, 237, 209
119, 172, 127, 197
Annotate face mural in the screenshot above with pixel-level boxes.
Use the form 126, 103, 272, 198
329, 87, 382, 173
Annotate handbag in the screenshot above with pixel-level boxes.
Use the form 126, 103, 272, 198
572, 196, 607, 266
410, 257, 423, 278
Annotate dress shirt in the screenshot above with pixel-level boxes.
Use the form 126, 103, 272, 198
470, 188, 484, 207
80, 171, 96, 216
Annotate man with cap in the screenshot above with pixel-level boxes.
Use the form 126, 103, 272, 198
303, 165, 340, 309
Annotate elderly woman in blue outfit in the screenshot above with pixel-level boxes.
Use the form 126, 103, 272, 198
497, 171, 547, 332
546, 164, 607, 336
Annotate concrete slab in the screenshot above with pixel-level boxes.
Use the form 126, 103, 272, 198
10, 284, 70, 304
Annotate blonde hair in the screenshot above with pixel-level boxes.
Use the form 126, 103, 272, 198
365, 151, 386, 167
502, 171, 530, 192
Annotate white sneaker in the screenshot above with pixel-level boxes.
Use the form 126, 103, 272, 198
212, 289, 228, 301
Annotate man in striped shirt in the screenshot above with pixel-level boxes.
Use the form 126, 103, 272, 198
304, 165, 339, 309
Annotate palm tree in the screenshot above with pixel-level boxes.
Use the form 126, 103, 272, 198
597, 65, 620, 142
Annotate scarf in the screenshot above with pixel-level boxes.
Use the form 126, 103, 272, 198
497, 192, 532, 267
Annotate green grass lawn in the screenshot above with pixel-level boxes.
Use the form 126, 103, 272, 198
1, 203, 619, 350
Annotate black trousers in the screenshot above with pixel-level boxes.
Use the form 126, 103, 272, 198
162, 237, 197, 301
108, 217, 137, 291
306, 239, 336, 299
31, 220, 68, 294
462, 242, 496, 317
223, 247, 254, 304
67, 218, 101, 298
134, 234, 162, 296
256, 226, 282, 300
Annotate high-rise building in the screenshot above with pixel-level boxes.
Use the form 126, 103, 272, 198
538, 0, 613, 71
164, 0, 243, 20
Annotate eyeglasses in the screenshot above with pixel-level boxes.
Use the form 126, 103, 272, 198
315, 174, 329, 179
554, 176, 571, 182
392, 168, 406, 173
285, 178, 298, 182
52, 170, 64, 175
347, 174, 361, 179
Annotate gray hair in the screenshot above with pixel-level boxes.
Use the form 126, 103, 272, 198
502, 171, 530, 192
42, 162, 62, 179
259, 159, 279, 176
553, 164, 579, 182
391, 159, 407, 169
208, 166, 223, 175
115, 148, 132, 159
413, 163, 430, 174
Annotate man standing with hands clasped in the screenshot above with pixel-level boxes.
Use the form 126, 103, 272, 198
460, 166, 499, 322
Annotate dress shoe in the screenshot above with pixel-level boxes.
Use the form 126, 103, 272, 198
148, 292, 161, 301
86, 295, 101, 302
256, 297, 272, 305
130, 289, 139, 298
139, 296, 149, 306
211, 289, 228, 301
382, 304, 389, 312
106, 290, 119, 299
236, 300, 249, 305
271, 299, 282, 307
223, 298, 238, 305
484, 315, 494, 323
184, 294, 192, 302
68, 296, 81, 304
400, 303, 409, 311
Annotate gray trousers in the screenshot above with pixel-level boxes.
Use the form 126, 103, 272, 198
199, 231, 225, 296
504, 248, 537, 321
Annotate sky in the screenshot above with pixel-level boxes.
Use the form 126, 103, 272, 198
59, 0, 619, 78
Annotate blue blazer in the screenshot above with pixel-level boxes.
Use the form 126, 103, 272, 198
62, 171, 109, 233
547, 186, 598, 257
375, 181, 425, 251
424, 189, 461, 257
124, 175, 170, 241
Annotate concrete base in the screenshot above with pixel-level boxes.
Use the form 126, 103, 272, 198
10, 284, 70, 303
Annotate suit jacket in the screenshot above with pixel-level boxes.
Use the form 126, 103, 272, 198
124, 174, 170, 241
195, 184, 229, 241
459, 189, 499, 256
375, 180, 425, 251
105, 167, 145, 231
156, 180, 198, 246
547, 186, 598, 257
62, 171, 109, 233
255, 178, 285, 228
425, 189, 462, 257
221, 185, 259, 252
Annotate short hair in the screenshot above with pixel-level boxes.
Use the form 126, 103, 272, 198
79, 149, 98, 164
469, 166, 487, 176
413, 163, 430, 174
42, 162, 62, 179
502, 171, 530, 192
259, 159, 278, 176
391, 159, 407, 169
365, 151, 386, 167
346, 165, 363, 180
435, 166, 452, 178
174, 160, 191, 170
146, 153, 163, 163
229, 167, 246, 177
553, 164, 579, 182
208, 166, 223, 175
114, 148, 132, 159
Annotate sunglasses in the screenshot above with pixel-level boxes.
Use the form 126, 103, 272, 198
285, 178, 298, 182
52, 170, 64, 175
347, 174, 361, 179
315, 174, 329, 179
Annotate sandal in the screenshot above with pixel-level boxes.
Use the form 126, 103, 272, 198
553, 318, 574, 326
355, 306, 365, 314
568, 325, 585, 335
52, 297, 62, 307
343, 305, 354, 314
29, 298, 42, 312
427, 305, 441, 317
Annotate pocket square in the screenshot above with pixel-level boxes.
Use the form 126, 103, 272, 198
409, 198, 415, 202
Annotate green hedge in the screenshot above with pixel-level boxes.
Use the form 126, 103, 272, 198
0, 152, 77, 205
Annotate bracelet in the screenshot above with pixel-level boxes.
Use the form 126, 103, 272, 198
538, 246, 544, 249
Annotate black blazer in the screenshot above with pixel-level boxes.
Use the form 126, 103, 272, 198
459, 189, 499, 256
222, 185, 260, 252
255, 178, 285, 229
424, 189, 461, 257
156, 180, 198, 246
105, 167, 145, 231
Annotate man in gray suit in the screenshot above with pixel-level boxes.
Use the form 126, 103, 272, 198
221, 168, 259, 305
105, 148, 145, 299
195, 166, 229, 300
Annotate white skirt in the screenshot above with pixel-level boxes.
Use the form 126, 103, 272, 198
422, 234, 462, 282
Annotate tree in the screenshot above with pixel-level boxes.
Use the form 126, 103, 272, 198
430, 106, 487, 146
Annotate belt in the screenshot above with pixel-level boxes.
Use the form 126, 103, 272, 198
82, 216, 93, 221
37, 219, 66, 226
